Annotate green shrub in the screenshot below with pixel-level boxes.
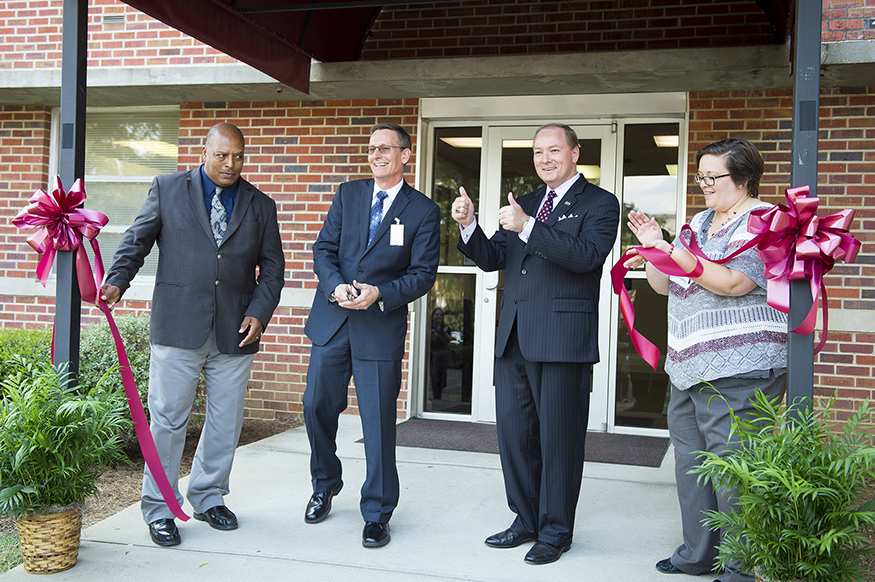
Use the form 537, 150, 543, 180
692, 391, 875, 582
78, 314, 151, 423
0, 328, 51, 385
0, 357, 130, 519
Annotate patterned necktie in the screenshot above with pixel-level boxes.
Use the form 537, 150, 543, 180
368, 190, 388, 245
536, 189, 556, 222
210, 186, 228, 245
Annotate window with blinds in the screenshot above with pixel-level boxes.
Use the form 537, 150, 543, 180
83, 108, 180, 278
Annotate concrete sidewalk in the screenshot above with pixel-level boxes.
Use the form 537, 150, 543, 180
2, 415, 703, 582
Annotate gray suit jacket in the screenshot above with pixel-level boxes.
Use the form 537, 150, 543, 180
305, 179, 441, 361
458, 176, 620, 364
106, 167, 285, 354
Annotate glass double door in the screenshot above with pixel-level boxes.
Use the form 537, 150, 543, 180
421, 124, 615, 429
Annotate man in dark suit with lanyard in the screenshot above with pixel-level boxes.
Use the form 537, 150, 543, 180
101, 122, 285, 547
451, 123, 620, 565
303, 122, 440, 548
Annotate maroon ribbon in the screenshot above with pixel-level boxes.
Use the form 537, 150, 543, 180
747, 185, 860, 354
611, 247, 704, 370
12, 177, 190, 522
612, 185, 860, 368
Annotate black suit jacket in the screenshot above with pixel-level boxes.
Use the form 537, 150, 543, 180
459, 176, 620, 364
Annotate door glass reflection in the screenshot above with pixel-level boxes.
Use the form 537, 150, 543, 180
615, 123, 679, 429
425, 274, 475, 413
432, 128, 482, 267
425, 127, 482, 415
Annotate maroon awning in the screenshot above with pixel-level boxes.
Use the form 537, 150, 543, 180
122, 0, 383, 94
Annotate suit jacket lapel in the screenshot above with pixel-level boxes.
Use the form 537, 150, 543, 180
187, 169, 215, 244
545, 176, 586, 226
360, 179, 375, 249
223, 179, 254, 242
522, 187, 545, 219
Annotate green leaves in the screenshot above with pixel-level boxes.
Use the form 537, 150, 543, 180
692, 390, 875, 582
0, 357, 128, 519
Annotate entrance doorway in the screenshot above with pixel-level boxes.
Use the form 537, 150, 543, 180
420, 123, 615, 429
416, 94, 686, 434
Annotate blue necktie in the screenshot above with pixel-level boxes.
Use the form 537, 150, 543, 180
368, 190, 388, 245
210, 187, 228, 245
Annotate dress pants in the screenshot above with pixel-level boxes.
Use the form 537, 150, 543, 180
494, 324, 591, 547
141, 327, 255, 523
304, 320, 403, 523
669, 371, 787, 582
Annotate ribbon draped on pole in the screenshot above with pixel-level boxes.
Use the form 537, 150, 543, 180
12, 177, 190, 522
611, 185, 859, 369
747, 185, 860, 354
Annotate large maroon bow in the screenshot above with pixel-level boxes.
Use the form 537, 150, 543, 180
11, 177, 190, 522
748, 185, 860, 354
12, 177, 108, 302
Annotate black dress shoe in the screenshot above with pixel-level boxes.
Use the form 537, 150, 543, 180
655, 558, 685, 574
148, 518, 180, 547
304, 479, 343, 523
362, 521, 390, 548
524, 541, 570, 565
193, 505, 238, 530
484, 528, 537, 548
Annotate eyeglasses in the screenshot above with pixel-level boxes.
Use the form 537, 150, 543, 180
694, 173, 730, 187
365, 145, 405, 155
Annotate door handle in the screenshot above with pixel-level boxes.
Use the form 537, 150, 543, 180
484, 272, 499, 290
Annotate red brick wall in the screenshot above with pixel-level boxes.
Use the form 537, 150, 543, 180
688, 87, 875, 420
360, 0, 776, 60
0, 105, 52, 309
2, 99, 420, 421
822, 0, 875, 41
0, 0, 237, 71
1, 0, 871, 70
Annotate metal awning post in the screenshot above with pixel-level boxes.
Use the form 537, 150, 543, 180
54, 0, 88, 377
787, 0, 821, 407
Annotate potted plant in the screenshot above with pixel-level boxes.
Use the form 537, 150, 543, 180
692, 389, 875, 582
0, 356, 128, 574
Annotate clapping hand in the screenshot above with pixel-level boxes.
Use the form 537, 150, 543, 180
624, 211, 666, 269
627, 211, 664, 246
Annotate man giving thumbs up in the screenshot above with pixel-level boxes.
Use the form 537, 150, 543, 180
450, 123, 620, 565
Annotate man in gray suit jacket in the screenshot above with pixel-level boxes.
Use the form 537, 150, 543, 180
100, 122, 285, 547
303, 123, 440, 548
451, 123, 620, 565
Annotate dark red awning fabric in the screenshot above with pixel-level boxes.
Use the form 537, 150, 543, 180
122, 0, 381, 94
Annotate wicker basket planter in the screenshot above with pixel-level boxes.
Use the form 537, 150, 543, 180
17, 508, 82, 574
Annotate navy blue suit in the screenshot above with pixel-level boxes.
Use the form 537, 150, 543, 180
458, 175, 619, 546
304, 178, 440, 523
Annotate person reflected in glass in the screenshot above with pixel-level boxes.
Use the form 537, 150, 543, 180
624, 139, 788, 582
429, 308, 453, 401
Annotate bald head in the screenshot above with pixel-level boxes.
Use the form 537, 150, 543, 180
205, 122, 245, 148
202, 123, 245, 188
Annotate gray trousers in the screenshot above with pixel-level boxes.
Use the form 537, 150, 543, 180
141, 327, 255, 523
668, 371, 786, 582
